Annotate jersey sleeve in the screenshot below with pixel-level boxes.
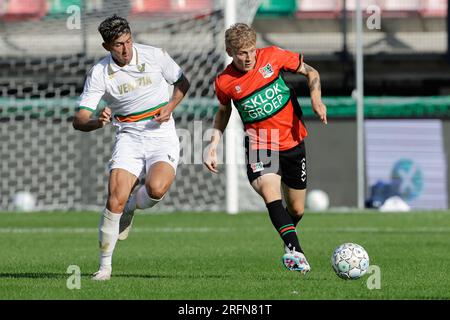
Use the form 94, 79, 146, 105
155, 48, 183, 84
77, 65, 106, 112
214, 77, 231, 106
273, 46, 303, 73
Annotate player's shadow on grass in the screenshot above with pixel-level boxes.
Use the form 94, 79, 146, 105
0, 272, 68, 279
117, 274, 228, 279
0, 273, 228, 280
0, 272, 110, 279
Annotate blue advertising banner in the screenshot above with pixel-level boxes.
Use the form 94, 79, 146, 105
365, 120, 448, 210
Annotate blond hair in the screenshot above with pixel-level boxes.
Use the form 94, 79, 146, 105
225, 23, 256, 52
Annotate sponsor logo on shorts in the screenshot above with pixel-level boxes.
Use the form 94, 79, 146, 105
108, 159, 116, 169
235, 85, 241, 93
250, 162, 264, 173
301, 158, 306, 182
168, 154, 175, 163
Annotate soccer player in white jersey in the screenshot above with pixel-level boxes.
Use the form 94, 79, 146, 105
73, 15, 190, 281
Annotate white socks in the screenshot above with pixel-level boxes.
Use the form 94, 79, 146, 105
98, 208, 122, 269
97, 187, 161, 270
135, 185, 162, 209
123, 185, 162, 215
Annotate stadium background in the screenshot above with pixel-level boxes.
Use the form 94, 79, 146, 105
0, 0, 449, 212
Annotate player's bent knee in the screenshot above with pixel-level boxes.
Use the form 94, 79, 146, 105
145, 183, 169, 200
107, 195, 128, 213
255, 184, 282, 204
288, 206, 305, 218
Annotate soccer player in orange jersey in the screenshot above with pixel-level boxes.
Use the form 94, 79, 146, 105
204, 23, 327, 274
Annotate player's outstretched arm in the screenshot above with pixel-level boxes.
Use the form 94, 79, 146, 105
154, 74, 190, 123
73, 107, 111, 132
204, 103, 232, 173
297, 62, 327, 124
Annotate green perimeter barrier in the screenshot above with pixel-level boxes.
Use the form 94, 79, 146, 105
256, 0, 297, 17
1, 96, 450, 119
45, 0, 82, 19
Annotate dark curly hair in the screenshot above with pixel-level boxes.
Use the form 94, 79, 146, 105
98, 15, 131, 43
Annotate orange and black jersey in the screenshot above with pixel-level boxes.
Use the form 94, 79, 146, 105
215, 46, 308, 151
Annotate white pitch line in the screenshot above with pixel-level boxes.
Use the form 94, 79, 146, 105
0, 227, 449, 234
0, 227, 234, 234
306, 227, 450, 233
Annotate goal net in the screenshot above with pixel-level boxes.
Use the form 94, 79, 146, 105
0, 0, 263, 212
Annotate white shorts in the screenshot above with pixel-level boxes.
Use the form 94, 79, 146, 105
108, 131, 180, 179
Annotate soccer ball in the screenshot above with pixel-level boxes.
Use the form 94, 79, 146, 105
11, 191, 36, 212
306, 189, 329, 211
331, 243, 369, 280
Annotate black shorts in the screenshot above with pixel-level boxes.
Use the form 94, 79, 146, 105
245, 140, 307, 190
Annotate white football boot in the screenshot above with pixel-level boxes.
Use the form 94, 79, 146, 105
282, 250, 311, 275
91, 266, 112, 281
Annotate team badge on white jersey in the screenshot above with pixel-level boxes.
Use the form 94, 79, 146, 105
137, 63, 145, 72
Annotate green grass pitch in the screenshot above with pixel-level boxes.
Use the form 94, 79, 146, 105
0, 210, 449, 300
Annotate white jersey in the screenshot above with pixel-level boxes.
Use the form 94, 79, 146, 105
78, 43, 183, 136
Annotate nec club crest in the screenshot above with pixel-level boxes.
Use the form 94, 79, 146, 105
259, 63, 274, 78
250, 162, 264, 173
